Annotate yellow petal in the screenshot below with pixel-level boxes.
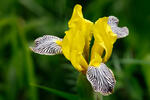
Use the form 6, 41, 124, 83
61, 4, 93, 72
90, 17, 117, 66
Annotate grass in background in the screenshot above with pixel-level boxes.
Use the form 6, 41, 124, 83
0, 0, 150, 100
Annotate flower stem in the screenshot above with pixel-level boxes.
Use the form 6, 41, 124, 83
77, 73, 94, 100
77, 73, 103, 100
94, 92, 103, 100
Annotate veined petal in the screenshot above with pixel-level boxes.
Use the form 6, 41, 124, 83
90, 17, 117, 66
108, 16, 129, 38
30, 35, 62, 55
61, 4, 93, 72
86, 63, 116, 95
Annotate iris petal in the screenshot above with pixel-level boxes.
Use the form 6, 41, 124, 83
86, 63, 116, 95
31, 35, 62, 55
90, 17, 117, 66
61, 4, 93, 72
108, 16, 129, 38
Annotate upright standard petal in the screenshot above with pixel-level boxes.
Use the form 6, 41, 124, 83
90, 17, 117, 66
61, 4, 93, 72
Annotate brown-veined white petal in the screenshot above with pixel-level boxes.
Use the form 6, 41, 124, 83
30, 35, 62, 55
86, 63, 116, 96
108, 16, 129, 38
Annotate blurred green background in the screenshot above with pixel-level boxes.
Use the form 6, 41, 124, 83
0, 0, 150, 100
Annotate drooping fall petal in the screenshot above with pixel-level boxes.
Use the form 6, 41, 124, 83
108, 16, 129, 38
30, 35, 62, 55
86, 63, 116, 95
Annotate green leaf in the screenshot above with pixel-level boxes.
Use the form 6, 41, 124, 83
141, 54, 150, 96
30, 83, 78, 100
120, 58, 150, 65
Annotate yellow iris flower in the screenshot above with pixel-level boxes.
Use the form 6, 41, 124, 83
31, 4, 129, 95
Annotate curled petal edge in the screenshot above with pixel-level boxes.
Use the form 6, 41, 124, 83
108, 16, 129, 38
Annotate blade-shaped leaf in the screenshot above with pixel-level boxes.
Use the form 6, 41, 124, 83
30, 83, 78, 100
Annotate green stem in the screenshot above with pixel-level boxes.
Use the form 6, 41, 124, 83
77, 73, 103, 100
77, 73, 95, 100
